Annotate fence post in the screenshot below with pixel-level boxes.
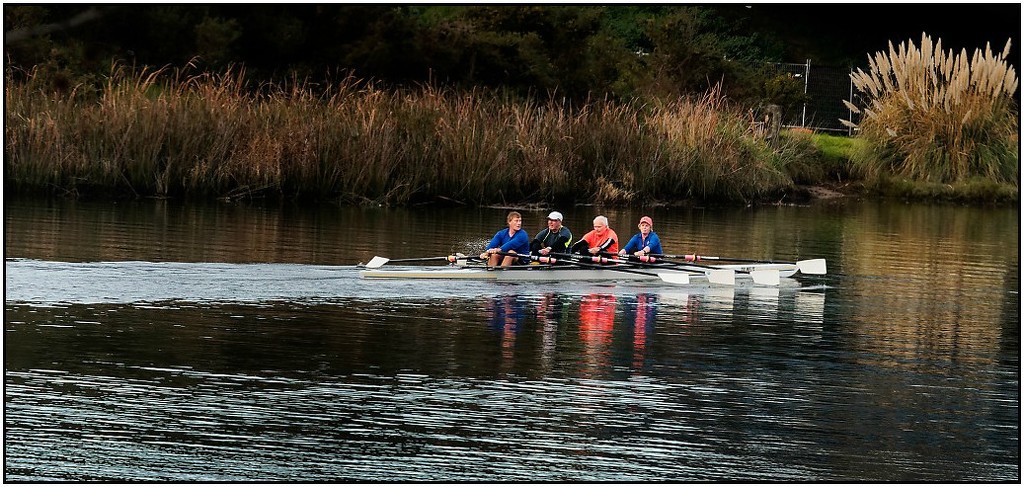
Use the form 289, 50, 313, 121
801, 59, 810, 128
766, 104, 781, 143
848, 67, 855, 136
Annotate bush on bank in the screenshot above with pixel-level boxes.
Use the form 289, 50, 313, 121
5, 63, 802, 206
843, 33, 1019, 190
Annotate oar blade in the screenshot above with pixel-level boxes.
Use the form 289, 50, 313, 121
657, 272, 690, 285
365, 256, 390, 269
796, 259, 827, 275
707, 269, 735, 286
749, 269, 781, 286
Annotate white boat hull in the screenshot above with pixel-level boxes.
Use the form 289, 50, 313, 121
360, 266, 694, 282
359, 262, 799, 282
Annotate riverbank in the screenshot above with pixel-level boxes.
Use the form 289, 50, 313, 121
4, 65, 1018, 208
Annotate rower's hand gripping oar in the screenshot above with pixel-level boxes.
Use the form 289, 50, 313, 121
361, 253, 467, 269
653, 253, 827, 276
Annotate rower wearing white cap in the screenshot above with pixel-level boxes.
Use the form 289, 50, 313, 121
531, 211, 573, 257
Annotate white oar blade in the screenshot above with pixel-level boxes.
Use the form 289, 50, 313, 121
750, 269, 780, 286
657, 272, 690, 285
365, 256, 390, 269
796, 259, 827, 275
707, 269, 735, 286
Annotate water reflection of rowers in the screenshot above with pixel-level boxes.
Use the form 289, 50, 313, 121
578, 293, 618, 372
625, 293, 658, 369
485, 295, 527, 369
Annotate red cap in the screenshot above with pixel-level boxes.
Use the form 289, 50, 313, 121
639, 216, 653, 226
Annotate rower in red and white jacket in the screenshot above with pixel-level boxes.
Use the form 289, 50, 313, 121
571, 215, 619, 263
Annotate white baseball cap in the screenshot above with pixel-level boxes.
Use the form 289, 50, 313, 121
547, 211, 563, 221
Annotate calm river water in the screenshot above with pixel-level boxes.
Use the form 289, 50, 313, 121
4, 196, 1020, 482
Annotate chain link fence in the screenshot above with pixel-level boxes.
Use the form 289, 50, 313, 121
770, 61, 859, 135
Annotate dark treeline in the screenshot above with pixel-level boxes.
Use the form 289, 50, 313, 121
5, 5, 813, 107
8, 4, 1019, 108
6, 4, 1019, 105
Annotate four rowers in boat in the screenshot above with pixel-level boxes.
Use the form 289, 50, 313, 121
481, 211, 663, 267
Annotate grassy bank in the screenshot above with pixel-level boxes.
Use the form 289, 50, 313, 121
5, 59, 1018, 206
5, 64, 811, 206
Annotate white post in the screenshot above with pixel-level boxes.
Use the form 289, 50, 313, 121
848, 66, 855, 136
802, 59, 810, 128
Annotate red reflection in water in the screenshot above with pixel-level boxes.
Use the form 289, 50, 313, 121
578, 293, 617, 371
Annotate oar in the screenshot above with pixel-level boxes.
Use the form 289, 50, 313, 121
493, 251, 578, 267
678, 254, 827, 275
597, 252, 745, 286
548, 252, 697, 284
609, 253, 776, 286
361, 253, 466, 269
546, 252, 735, 285
648, 253, 826, 276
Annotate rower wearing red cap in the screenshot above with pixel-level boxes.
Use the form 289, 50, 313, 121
619, 215, 663, 257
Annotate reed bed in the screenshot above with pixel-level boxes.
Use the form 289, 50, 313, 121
842, 33, 1019, 186
6, 63, 792, 205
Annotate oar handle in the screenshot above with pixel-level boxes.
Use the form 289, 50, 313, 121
598, 251, 661, 264
553, 251, 628, 265
495, 251, 564, 265
498, 251, 626, 267
545, 252, 664, 277
612, 251, 724, 271
648, 253, 702, 262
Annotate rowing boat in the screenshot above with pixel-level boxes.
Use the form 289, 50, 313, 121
360, 265, 696, 282
359, 259, 801, 284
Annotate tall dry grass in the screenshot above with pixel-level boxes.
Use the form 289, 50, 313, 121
6, 62, 792, 204
842, 33, 1019, 185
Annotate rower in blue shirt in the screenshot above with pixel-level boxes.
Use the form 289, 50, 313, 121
480, 211, 531, 266
619, 215, 663, 257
